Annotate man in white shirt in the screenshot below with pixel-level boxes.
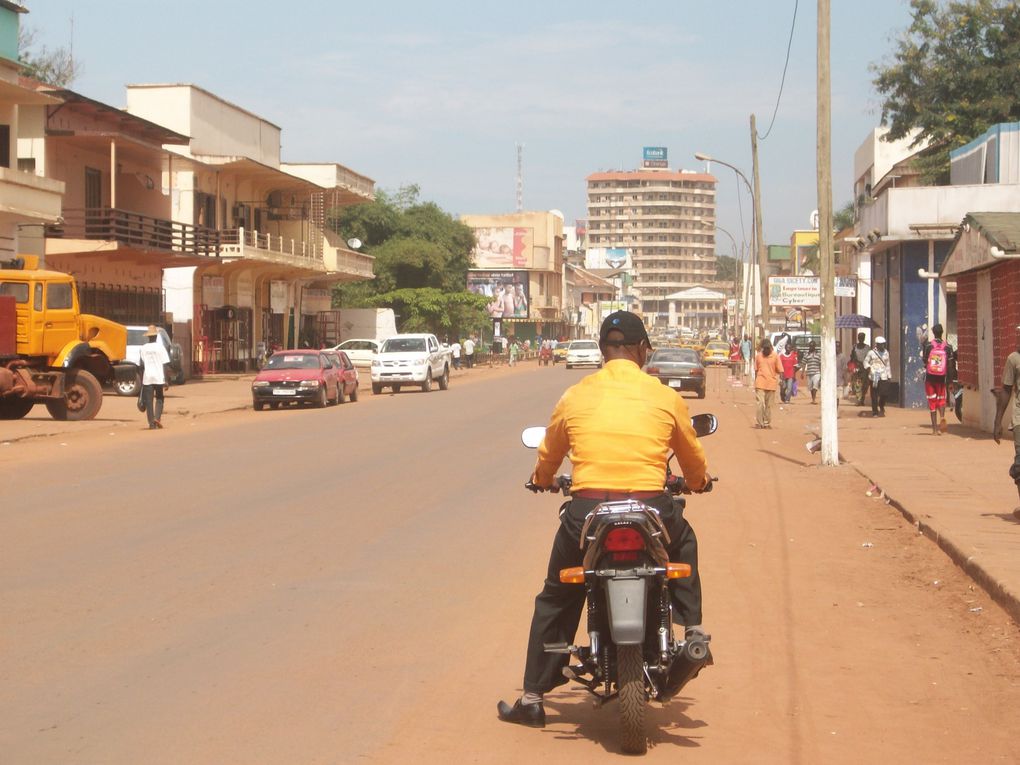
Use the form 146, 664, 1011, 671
864, 336, 892, 417
139, 325, 170, 429
450, 340, 462, 369
463, 336, 476, 368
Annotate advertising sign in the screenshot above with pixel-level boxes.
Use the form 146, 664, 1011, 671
769, 276, 821, 307
584, 247, 633, 271
643, 146, 668, 168
471, 227, 530, 269
835, 276, 857, 298
270, 281, 288, 313
468, 270, 530, 319
203, 276, 225, 308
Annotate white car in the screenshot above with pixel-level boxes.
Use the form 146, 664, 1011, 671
326, 338, 380, 368
565, 339, 603, 369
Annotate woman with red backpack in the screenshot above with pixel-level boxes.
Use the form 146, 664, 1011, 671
923, 323, 954, 436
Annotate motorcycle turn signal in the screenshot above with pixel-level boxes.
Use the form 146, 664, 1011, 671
666, 562, 692, 579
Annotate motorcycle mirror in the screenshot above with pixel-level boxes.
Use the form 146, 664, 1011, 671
691, 413, 718, 437
521, 426, 546, 448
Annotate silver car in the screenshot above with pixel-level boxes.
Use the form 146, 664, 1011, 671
644, 348, 706, 398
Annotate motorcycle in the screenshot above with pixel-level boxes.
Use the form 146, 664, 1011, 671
520, 413, 718, 755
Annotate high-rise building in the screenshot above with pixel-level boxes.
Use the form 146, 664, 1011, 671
585, 169, 717, 322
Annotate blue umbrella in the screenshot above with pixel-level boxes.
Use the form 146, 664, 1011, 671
835, 313, 880, 329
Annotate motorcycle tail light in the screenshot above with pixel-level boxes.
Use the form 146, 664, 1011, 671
667, 562, 692, 579
559, 566, 585, 584
611, 551, 639, 562
604, 527, 645, 552
646, 367, 660, 375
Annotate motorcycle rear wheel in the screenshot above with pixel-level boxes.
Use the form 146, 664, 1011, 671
617, 644, 647, 754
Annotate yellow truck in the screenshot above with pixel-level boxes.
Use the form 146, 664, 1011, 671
0, 256, 136, 421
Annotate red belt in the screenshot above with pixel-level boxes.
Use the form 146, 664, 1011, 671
572, 489, 664, 501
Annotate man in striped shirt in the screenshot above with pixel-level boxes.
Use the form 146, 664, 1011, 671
801, 340, 822, 404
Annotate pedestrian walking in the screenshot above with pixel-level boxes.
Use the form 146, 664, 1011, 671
801, 340, 822, 404
864, 336, 892, 417
922, 323, 954, 435
451, 339, 462, 370
139, 324, 169, 430
992, 324, 1020, 519
509, 339, 519, 367
779, 343, 798, 403
464, 336, 475, 368
740, 334, 752, 378
850, 332, 871, 405
754, 339, 783, 429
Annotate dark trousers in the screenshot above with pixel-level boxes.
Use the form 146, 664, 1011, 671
522, 493, 701, 695
870, 379, 888, 414
142, 383, 164, 427
465, 353, 474, 368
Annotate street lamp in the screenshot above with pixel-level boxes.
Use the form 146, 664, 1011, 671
695, 151, 762, 342
713, 223, 742, 338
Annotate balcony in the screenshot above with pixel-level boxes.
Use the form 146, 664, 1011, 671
858, 183, 1020, 241
46, 207, 221, 258
219, 227, 322, 270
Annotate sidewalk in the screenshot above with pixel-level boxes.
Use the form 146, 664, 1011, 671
0, 361, 505, 445
730, 374, 1020, 624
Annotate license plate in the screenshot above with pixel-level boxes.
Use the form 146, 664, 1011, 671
668, 379, 684, 389
273, 388, 296, 396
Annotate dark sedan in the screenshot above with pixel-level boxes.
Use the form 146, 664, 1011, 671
644, 347, 706, 398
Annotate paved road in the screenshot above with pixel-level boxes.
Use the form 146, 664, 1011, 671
2, 365, 1018, 763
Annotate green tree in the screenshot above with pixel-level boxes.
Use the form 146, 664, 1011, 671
714, 255, 737, 282
329, 185, 480, 335
18, 27, 79, 87
872, 0, 1020, 179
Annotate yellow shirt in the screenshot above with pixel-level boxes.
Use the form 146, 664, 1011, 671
533, 359, 709, 492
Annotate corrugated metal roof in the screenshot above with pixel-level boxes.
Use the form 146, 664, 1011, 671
968, 212, 1020, 252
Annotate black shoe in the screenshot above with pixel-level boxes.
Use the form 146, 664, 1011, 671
497, 698, 546, 728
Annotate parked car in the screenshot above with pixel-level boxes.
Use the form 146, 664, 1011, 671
701, 340, 730, 366
565, 339, 603, 369
251, 349, 342, 410
552, 341, 569, 364
325, 338, 379, 369
115, 324, 185, 396
320, 349, 361, 403
644, 347, 706, 398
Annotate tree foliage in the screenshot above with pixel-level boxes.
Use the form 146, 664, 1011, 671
715, 255, 737, 283
329, 185, 481, 335
872, 0, 1020, 177
18, 27, 80, 87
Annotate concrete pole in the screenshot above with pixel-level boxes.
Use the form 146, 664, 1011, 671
817, 0, 839, 465
750, 115, 767, 341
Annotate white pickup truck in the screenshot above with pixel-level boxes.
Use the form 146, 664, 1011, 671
370, 333, 452, 394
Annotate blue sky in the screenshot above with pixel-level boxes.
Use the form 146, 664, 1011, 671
25, 0, 914, 254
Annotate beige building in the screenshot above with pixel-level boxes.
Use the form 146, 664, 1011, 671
460, 210, 565, 342
586, 169, 717, 323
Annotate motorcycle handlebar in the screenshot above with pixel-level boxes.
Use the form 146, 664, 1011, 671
525, 474, 717, 496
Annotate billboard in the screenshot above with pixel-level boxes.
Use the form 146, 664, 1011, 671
769, 276, 857, 305
471, 227, 530, 269
468, 270, 531, 319
643, 146, 668, 168
584, 247, 633, 270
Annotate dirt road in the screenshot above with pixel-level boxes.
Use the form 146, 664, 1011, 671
2, 364, 1018, 763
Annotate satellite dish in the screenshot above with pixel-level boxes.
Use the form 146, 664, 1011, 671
347, 238, 362, 250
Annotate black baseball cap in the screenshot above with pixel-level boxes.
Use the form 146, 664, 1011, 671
599, 311, 650, 346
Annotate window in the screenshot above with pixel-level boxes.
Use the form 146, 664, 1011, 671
0, 281, 28, 302
0, 125, 9, 168
34, 283, 43, 310
47, 282, 74, 310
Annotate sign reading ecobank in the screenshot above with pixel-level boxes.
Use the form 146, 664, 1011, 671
643, 146, 668, 168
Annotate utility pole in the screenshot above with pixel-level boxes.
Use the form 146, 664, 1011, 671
750, 115, 767, 341
817, 0, 838, 465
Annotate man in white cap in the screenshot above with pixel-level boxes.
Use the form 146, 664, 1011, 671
139, 325, 170, 429
864, 336, 892, 416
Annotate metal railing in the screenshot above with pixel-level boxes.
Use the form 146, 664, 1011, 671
46, 208, 221, 258
219, 227, 316, 262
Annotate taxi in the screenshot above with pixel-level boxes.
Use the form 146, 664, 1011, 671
701, 340, 730, 366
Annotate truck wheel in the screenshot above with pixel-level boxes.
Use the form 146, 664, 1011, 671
0, 398, 34, 419
114, 374, 139, 397
438, 365, 450, 390
372, 382, 382, 395
47, 368, 103, 421
421, 370, 432, 393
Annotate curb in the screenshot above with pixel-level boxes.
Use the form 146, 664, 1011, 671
847, 462, 1020, 625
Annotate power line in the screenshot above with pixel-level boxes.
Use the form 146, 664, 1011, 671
757, 0, 799, 142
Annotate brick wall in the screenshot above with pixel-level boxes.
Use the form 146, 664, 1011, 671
991, 260, 1020, 382
956, 272, 978, 387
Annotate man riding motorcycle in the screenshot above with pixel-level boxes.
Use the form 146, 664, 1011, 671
497, 310, 713, 728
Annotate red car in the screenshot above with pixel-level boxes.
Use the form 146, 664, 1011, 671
321, 349, 360, 403
251, 349, 344, 410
